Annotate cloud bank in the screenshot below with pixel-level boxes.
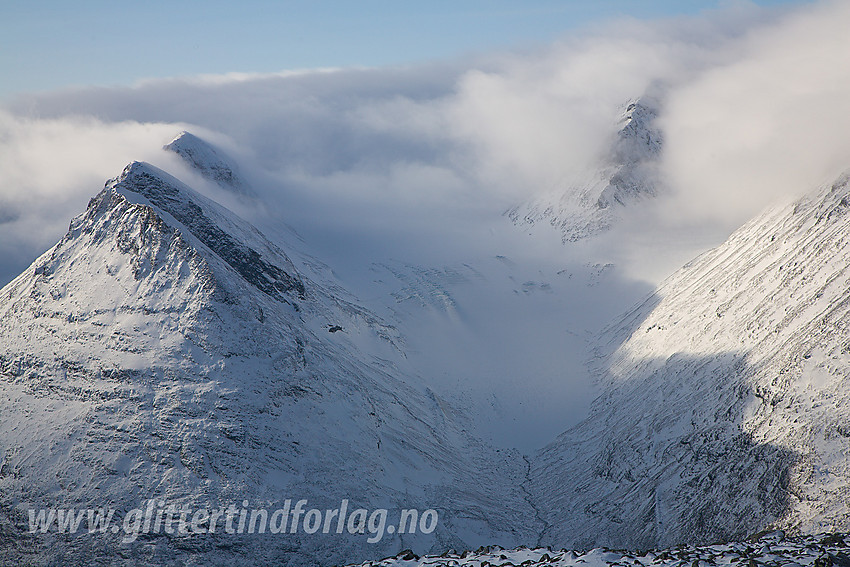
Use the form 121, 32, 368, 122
5, 2, 842, 266
661, 0, 850, 231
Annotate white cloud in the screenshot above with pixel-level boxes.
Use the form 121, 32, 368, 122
660, 0, 850, 232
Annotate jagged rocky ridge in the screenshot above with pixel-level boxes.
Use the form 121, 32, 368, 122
531, 171, 850, 550
0, 160, 535, 565
507, 98, 663, 242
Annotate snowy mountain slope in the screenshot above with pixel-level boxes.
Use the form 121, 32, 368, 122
532, 170, 850, 550
164, 131, 251, 194
507, 98, 662, 242
0, 161, 537, 565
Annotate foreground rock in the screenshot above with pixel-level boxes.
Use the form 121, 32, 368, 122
347, 531, 850, 567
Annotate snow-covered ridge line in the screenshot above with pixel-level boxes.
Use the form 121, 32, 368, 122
110, 161, 305, 303
346, 531, 850, 567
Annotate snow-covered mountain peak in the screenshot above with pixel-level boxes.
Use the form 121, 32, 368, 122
163, 130, 250, 194
507, 96, 663, 241
594, 97, 662, 209
611, 99, 662, 167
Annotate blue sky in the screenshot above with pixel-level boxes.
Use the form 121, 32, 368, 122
1, 0, 803, 100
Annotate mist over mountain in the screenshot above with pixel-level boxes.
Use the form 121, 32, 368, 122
507, 96, 664, 242
163, 131, 252, 195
